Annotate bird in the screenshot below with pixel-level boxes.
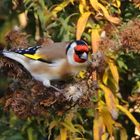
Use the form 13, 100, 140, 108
0, 40, 90, 92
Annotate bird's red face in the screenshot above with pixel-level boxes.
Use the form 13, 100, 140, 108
66, 40, 89, 65
74, 44, 89, 63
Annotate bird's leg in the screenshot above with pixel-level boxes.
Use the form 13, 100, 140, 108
43, 79, 51, 87
43, 80, 63, 93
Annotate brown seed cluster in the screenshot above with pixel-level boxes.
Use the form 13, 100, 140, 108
99, 19, 140, 53
5, 27, 29, 50
99, 23, 120, 53
99, 37, 117, 53
0, 60, 96, 118
120, 19, 140, 52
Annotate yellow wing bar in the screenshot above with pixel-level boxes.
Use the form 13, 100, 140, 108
24, 54, 41, 60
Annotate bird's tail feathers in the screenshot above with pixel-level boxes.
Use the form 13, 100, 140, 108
2, 51, 29, 69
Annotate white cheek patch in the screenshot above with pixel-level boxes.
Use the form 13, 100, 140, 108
67, 42, 76, 65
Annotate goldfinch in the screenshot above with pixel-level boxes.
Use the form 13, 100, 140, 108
1, 40, 89, 91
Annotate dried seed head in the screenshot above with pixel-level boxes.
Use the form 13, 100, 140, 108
120, 19, 140, 52
5, 27, 29, 49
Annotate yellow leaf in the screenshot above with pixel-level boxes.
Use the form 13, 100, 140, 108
114, 122, 128, 140
76, 12, 91, 40
52, 1, 70, 16
75, 124, 85, 134
79, 3, 84, 14
101, 133, 109, 140
93, 114, 105, 140
91, 28, 100, 53
98, 3, 121, 24
102, 68, 109, 85
48, 121, 58, 139
70, 0, 74, 4
112, 0, 121, 9
79, 0, 87, 14
108, 59, 119, 86
81, 0, 87, 7
99, 83, 118, 119
60, 128, 67, 140
18, 12, 27, 27
89, 0, 120, 24
100, 106, 114, 136
115, 0, 121, 8
89, 0, 100, 11
120, 127, 128, 140
61, 121, 81, 134
117, 105, 140, 129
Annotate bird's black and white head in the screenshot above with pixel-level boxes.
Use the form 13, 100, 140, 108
66, 40, 89, 66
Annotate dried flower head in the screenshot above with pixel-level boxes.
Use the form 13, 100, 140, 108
37, 37, 54, 46
0, 54, 97, 118
120, 19, 140, 52
99, 37, 117, 52
5, 26, 29, 49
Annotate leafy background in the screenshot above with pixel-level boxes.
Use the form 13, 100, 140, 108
0, 0, 140, 140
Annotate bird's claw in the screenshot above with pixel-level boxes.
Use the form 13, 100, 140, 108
50, 85, 64, 94
43, 80, 64, 94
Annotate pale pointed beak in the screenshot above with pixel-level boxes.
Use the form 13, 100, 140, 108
80, 52, 88, 60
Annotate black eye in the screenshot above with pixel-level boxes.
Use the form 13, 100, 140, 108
75, 50, 83, 55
